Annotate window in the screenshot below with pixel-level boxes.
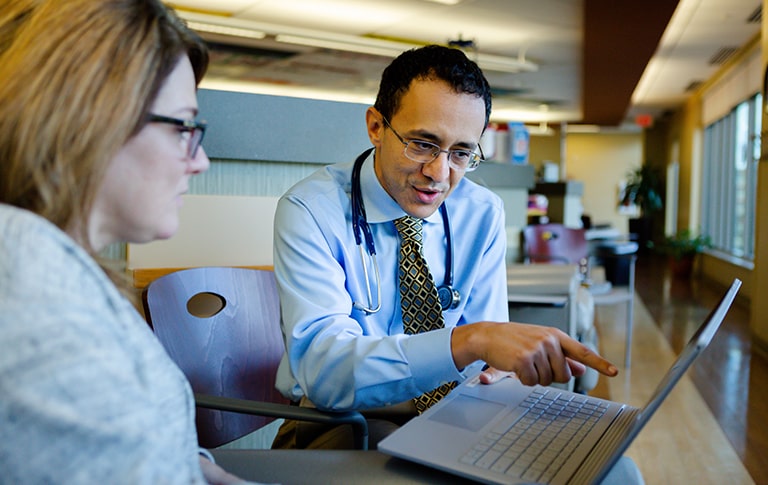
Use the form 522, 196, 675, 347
701, 93, 761, 261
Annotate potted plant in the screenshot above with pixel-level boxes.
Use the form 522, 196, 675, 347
618, 165, 663, 252
660, 229, 712, 278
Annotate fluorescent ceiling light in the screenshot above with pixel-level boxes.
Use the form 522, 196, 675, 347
186, 21, 265, 39
181, 12, 537, 73
276, 34, 537, 73
422, 0, 463, 4
275, 34, 412, 58
201, 78, 376, 105
476, 52, 538, 73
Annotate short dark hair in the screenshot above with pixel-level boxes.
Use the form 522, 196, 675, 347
373, 44, 492, 127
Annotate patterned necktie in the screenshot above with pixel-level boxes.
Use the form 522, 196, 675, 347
394, 216, 457, 414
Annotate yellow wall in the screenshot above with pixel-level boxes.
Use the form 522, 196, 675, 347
752, 0, 768, 347
671, 96, 702, 232
526, 130, 645, 235
564, 133, 643, 233
528, 128, 563, 174
698, 253, 753, 298
658, 20, 764, 345
753, 148, 768, 346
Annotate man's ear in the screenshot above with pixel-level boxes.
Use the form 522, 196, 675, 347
365, 107, 384, 147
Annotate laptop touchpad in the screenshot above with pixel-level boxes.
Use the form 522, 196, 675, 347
428, 395, 505, 432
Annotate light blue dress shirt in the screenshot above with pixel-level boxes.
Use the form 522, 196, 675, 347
274, 152, 509, 411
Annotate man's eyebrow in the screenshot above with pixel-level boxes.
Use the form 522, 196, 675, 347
404, 128, 438, 141
406, 129, 478, 149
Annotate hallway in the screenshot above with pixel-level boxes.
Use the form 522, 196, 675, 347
633, 253, 768, 484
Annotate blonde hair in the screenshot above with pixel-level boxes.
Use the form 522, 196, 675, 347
0, 0, 208, 253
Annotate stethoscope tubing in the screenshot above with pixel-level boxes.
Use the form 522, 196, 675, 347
350, 149, 459, 314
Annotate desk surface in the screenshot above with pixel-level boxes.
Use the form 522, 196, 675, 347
212, 449, 476, 484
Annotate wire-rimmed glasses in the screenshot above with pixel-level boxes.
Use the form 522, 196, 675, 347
147, 114, 207, 158
382, 117, 484, 172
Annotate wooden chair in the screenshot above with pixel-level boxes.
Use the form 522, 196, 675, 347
142, 266, 368, 449
522, 223, 637, 367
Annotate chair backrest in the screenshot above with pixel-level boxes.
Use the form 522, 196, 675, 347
144, 267, 288, 448
522, 223, 590, 265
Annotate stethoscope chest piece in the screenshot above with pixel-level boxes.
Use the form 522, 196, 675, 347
437, 285, 461, 310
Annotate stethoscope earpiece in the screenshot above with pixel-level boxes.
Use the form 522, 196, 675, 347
351, 149, 459, 314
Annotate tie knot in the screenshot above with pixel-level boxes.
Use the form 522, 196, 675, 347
394, 216, 423, 244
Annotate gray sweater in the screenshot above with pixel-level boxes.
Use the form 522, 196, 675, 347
0, 204, 206, 483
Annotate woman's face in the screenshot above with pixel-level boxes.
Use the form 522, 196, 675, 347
89, 56, 209, 251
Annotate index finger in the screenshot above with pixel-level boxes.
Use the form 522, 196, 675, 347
560, 337, 618, 377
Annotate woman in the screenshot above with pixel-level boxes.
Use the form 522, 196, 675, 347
0, 1, 247, 483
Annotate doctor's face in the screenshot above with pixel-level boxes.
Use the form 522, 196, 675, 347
367, 78, 486, 220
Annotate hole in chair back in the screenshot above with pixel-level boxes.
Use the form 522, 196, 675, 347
187, 292, 226, 318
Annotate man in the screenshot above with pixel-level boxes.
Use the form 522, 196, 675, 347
272, 45, 618, 449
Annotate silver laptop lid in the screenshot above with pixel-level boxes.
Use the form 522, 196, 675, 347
586, 278, 742, 484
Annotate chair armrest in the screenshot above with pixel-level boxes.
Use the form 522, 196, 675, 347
194, 393, 369, 450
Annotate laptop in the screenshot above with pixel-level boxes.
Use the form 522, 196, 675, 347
379, 278, 742, 484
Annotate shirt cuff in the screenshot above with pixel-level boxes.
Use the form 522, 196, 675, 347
198, 447, 215, 463
402, 327, 466, 392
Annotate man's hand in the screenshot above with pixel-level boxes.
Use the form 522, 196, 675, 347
451, 321, 618, 387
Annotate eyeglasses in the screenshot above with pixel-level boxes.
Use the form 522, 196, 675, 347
147, 114, 207, 158
382, 117, 484, 172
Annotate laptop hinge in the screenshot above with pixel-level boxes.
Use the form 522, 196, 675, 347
565, 406, 640, 484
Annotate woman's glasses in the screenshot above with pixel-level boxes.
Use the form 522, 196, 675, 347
147, 114, 207, 158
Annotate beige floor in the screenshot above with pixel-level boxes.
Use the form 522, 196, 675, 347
591, 297, 754, 485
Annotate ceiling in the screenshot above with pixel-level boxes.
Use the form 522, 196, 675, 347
167, 0, 762, 128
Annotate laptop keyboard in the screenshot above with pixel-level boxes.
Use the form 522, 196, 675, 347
459, 387, 609, 482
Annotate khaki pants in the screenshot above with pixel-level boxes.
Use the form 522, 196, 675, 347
271, 398, 417, 450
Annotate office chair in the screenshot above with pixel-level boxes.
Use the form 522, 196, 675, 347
143, 266, 368, 449
522, 223, 637, 368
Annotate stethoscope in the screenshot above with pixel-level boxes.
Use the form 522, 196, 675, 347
351, 148, 461, 314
